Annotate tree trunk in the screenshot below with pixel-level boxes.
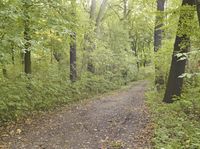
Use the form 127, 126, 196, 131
11, 42, 15, 65
90, 0, 96, 20
70, 0, 77, 82
154, 0, 165, 88
86, 0, 108, 73
87, 0, 96, 73
197, 0, 200, 25
154, 0, 165, 52
163, 0, 195, 103
23, 2, 31, 74
95, 0, 108, 33
2, 67, 8, 78
70, 33, 77, 82
123, 0, 128, 19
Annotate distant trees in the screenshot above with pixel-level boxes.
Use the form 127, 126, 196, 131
86, 0, 96, 73
163, 0, 196, 103
85, 0, 108, 73
95, 0, 108, 34
0, 0, 154, 81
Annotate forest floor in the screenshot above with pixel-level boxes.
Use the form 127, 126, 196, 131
0, 81, 153, 149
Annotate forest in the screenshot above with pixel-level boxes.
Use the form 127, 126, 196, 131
0, 0, 200, 148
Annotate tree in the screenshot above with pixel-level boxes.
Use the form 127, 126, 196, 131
70, 0, 77, 82
85, 0, 108, 73
90, 0, 96, 21
154, 0, 165, 88
163, 0, 195, 103
197, 0, 200, 25
154, 0, 165, 52
23, 1, 31, 74
95, 0, 108, 34
87, 0, 96, 73
123, 0, 129, 19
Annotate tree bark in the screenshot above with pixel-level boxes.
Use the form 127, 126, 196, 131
90, 0, 96, 20
163, 0, 195, 103
154, 0, 165, 81
87, 0, 96, 73
95, 0, 108, 33
123, 0, 128, 19
70, 33, 77, 82
2, 67, 8, 78
197, 0, 200, 25
11, 42, 15, 65
70, 0, 77, 82
154, 0, 165, 89
154, 0, 165, 52
23, 1, 31, 74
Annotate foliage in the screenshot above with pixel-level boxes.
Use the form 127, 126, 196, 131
147, 89, 200, 149
0, 0, 154, 125
0, 66, 142, 124
149, 3, 200, 144
1, 0, 200, 148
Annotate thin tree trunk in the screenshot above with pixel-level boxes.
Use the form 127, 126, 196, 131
23, 1, 31, 74
86, 0, 108, 73
123, 0, 128, 19
70, 33, 77, 82
163, 0, 195, 103
95, 0, 108, 33
154, 0, 165, 88
87, 0, 96, 73
70, 0, 77, 82
11, 42, 15, 65
197, 0, 200, 25
90, 0, 96, 20
154, 0, 165, 52
2, 66, 8, 78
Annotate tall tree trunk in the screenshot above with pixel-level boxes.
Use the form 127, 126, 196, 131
90, 0, 96, 20
70, 33, 77, 82
123, 0, 128, 19
70, 0, 77, 82
23, 1, 31, 74
154, 0, 165, 88
154, 0, 165, 52
197, 0, 200, 25
87, 0, 96, 73
163, 0, 195, 103
86, 0, 108, 73
95, 0, 108, 33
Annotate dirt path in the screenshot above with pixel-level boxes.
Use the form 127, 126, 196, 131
1, 81, 152, 149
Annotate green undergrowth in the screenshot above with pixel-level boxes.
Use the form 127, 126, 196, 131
0, 66, 154, 125
147, 82, 200, 149
0, 75, 123, 125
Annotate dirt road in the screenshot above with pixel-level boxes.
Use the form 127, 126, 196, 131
1, 81, 152, 149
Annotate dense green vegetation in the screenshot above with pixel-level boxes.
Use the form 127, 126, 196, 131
147, 0, 200, 148
0, 0, 153, 124
147, 81, 200, 148
1, 0, 200, 148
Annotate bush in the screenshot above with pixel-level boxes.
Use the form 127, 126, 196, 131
0, 68, 138, 125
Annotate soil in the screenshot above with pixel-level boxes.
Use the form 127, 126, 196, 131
0, 81, 153, 149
